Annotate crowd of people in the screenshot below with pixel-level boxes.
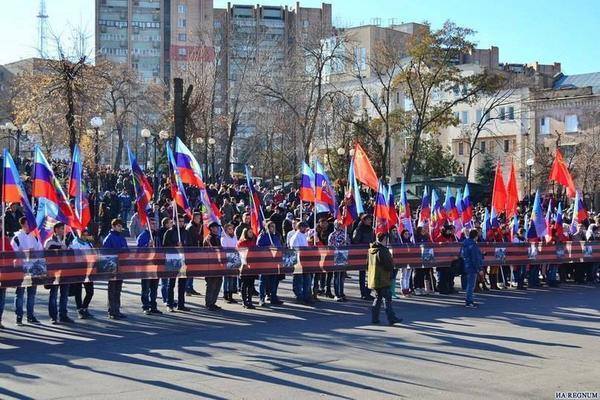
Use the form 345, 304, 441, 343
0, 160, 599, 329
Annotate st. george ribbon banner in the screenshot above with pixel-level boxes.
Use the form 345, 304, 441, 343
0, 242, 599, 288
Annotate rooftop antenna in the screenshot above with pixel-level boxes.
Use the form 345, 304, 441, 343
37, 0, 49, 58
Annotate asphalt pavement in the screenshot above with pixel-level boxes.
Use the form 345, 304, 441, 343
0, 277, 598, 400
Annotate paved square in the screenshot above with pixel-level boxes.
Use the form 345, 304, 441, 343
1, 278, 598, 399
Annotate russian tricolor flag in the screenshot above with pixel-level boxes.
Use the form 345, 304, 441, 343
443, 185, 459, 221
32, 146, 78, 229
462, 183, 473, 225
374, 181, 390, 235
68, 145, 91, 230
174, 137, 206, 189
2, 149, 36, 230
166, 144, 192, 218
314, 160, 336, 216
128, 145, 154, 227
418, 186, 431, 227
299, 162, 315, 202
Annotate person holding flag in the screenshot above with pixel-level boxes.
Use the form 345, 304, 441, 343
352, 213, 375, 301
68, 145, 91, 233
11, 217, 44, 325
102, 218, 128, 319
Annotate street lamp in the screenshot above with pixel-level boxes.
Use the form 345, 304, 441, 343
337, 147, 345, 156
2, 121, 31, 163
141, 128, 151, 168
208, 137, 216, 183
142, 129, 170, 201
526, 158, 534, 207
90, 116, 104, 238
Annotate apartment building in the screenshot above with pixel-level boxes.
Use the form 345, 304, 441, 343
212, 2, 332, 162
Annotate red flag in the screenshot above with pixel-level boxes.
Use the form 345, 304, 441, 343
352, 143, 378, 191
505, 161, 519, 218
491, 161, 507, 214
548, 149, 576, 198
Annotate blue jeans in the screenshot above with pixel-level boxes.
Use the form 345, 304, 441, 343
186, 278, 194, 291
223, 276, 238, 293
372, 287, 396, 323
359, 270, 371, 297
465, 272, 478, 304
141, 279, 159, 310
528, 266, 540, 287
514, 266, 526, 287
292, 273, 312, 301
160, 278, 169, 303
333, 271, 345, 297
547, 265, 558, 285
15, 286, 37, 319
0, 288, 5, 320
48, 284, 69, 320
259, 275, 280, 302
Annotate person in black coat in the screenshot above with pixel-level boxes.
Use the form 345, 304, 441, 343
184, 212, 203, 295
352, 214, 375, 300
163, 214, 190, 312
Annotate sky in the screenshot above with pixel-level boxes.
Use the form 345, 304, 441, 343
1, 0, 598, 74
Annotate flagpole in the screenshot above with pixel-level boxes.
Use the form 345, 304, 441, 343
173, 200, 181, 245
1, 201, 5, 252
259, 206, 274, 246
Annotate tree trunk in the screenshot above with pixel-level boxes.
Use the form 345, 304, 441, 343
404, 124, 422, 182
224, 119, 237, 182
113, 124, 124, 170
66, 84, 77, 154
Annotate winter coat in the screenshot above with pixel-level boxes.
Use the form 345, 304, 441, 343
102, 230, 128, 249
367, 242, 394, 289
460, 238, 483, 274
352, 222, 374, 245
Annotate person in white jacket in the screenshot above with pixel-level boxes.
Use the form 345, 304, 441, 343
289, 222, 311, 304
221, 223, 239, 303
11, 217, 43, 326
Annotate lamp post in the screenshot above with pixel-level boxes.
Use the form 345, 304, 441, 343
90, 116, 104, 238
141, 128, 151, 168
141, 128, 170, 201
526, 158, 534, 207
208, 137, 216, 183
2, 122, 31, 165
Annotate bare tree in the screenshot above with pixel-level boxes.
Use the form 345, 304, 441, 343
459, 75, 522, 178
392, 21, 500, 182
346, 34, 407, 179
256, 28, 343, 163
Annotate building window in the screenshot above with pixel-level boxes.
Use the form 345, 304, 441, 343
507, 106, 515, 120
303, 20, 309, 28
565, 114, 579, 132
178, 4, 187, 14
461, 111, 468, 125
404, 97, 413, 111
354, 47, 366, 71
480, 141, 486, 154
458, 142, 464, 156
177, 18, 186, 28
504, 139, 510, 152
178, 47, 187, 55
178, 33, 187, 41
396, 92, 400, 104
499, 107, 506, 120
476, 108, 482, 122
540, 116, 550, 135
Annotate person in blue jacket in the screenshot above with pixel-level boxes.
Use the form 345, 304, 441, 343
461, 229, 484, 308
137, 218, 162, 315
102, 218, 128, 319
257, 221, 284, 306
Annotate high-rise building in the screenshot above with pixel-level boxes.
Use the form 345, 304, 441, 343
212, 2, 332, 162
95, 0, 164, 82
